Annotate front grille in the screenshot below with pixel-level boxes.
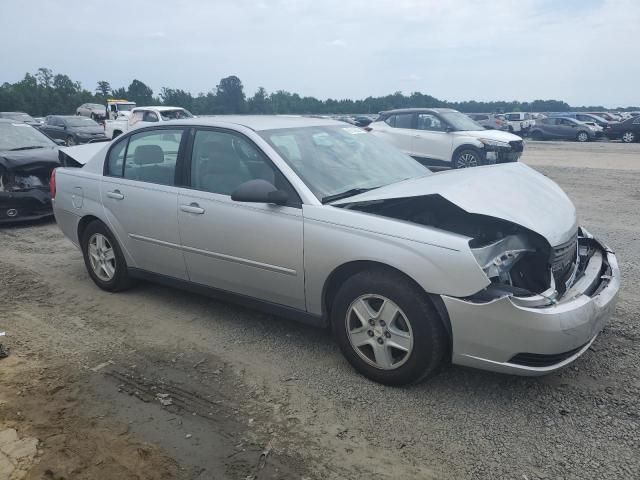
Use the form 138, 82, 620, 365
509, 342, 589, 367
551, 230, 578, 290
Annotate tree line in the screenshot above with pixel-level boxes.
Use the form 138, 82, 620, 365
0, 67, 636, 117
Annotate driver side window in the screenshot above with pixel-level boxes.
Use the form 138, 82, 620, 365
190, 130, 298, 204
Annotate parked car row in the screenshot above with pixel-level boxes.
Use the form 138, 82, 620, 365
465, 110, 640, 143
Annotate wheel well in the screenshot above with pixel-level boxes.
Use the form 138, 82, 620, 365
322, 261, 453, 346
77, 215, 101, 244
451, 144, 482, 163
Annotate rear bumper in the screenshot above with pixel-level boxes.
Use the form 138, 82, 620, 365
443, 235, 619, 375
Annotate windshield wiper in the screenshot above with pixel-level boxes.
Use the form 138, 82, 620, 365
321, 187, 377, 204
8, 146, 46, 151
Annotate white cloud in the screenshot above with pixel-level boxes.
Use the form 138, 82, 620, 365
0, 0, 638, 106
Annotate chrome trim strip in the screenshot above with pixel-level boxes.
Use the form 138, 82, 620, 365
129, 233, 297, 276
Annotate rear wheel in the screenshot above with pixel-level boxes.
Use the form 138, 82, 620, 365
331, 269, 447, 386
576, 131, 589, 142
453, 149, 480, 169
622, 131, 636, 143
81, 220, 133, 292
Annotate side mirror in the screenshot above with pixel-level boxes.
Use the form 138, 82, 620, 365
445, 125, 454, 133
231, 179, 288, 205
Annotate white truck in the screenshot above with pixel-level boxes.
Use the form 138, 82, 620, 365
106, 99, 136, 121
103, 106, 194, 139
503, 112, 535, 135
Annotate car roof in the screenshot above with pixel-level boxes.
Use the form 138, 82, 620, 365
156, 115, 345, 131
380, 108, 458, 115
133, 106, 189, 112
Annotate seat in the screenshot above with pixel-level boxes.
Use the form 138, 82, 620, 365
196, 140, 252, 195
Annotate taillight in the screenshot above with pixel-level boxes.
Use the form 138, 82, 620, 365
50, 168, 57, 199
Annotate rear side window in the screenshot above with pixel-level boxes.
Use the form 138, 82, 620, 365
120, 130, 183, 186
385, 114, 413, 129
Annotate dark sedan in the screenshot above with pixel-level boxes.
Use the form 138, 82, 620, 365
0, 120, 62, 223
606, 116, 640, 143
40, 115, 107, 146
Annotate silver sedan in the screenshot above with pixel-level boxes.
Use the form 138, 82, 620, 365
51, 116, 619, 385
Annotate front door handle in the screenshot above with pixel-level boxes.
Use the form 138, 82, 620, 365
180, 202, 205, 215
106, 189, 124, 200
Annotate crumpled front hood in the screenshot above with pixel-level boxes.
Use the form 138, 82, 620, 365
333, 163, 577, 246
0, 147, 60, 172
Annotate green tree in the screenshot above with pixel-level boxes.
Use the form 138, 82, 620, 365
96, 81, 111, 97
215, 75, 246, 113
126, 79, 154, 105
247, 87, 271, 114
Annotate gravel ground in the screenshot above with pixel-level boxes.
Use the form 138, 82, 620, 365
0, 140, 639, 479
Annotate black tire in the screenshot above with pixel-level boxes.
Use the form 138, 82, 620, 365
452, 148, 481, 169
576, 131, 590, 142
90, 113, 96, 121
530, 130, 544, 141
331, 269, 448, 386
65, 135, 76, 146
80, 220, 134, 292
621, 130, 636, 143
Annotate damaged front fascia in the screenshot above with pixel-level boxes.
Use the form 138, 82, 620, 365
337, 194, 564, 303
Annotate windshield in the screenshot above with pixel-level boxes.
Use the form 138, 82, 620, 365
259, 125, 429, 201
64, 117, 99, 127
115, 104, 135, 112
160, 109, 194, 120
0, 122, 55, 150
1, 112, 36, 123
440, 112, 484, 131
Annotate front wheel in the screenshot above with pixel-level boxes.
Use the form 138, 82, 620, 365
576, 131, 590, 142
332, 269, 448, 386
622, 131, 636, 143
453, 149, 480, 168
81, 220, 134, 292
530, 130, 544, 141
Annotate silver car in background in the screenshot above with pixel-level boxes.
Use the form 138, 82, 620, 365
51, 116, 619, 385
76, 103, 107, 121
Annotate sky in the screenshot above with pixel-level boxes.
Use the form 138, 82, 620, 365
0, 0, 638, 107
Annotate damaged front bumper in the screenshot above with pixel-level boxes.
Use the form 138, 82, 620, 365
484, 140, 524, 164
0, 189, 53, 223
443, 234, 619, 375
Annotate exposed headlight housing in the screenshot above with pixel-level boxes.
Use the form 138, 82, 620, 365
471, 234, 534, 283
478, 138, 510, 149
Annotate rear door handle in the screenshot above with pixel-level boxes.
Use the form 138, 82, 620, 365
180, 203, 205, 215
106, 189, 124, 200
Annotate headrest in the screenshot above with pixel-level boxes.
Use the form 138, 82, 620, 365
133, 144, 164, 165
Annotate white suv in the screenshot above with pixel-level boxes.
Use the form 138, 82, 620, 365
368, 108, 524, 169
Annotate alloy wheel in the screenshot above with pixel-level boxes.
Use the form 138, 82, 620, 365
66, 136, 76, 146
88, 233, 116, 282
622, 131, 635, 143
577, 132, 589, 142
457, 152, 478, 168
345, 294, 413, 370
